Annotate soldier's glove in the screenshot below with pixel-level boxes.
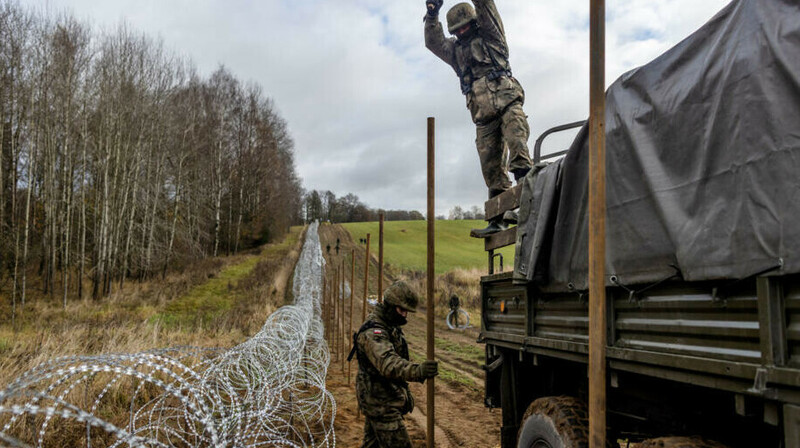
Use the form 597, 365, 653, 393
419, 360, 439, 379
426, 0, 443, 17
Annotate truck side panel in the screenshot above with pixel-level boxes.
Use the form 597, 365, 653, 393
481, 273, 800, 446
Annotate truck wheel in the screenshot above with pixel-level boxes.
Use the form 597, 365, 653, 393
517, 396, 589, 448
640, 437, 729, 448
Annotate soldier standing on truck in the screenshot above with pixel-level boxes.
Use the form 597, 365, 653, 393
424, 0, 533, 237
348, 281, 439, 447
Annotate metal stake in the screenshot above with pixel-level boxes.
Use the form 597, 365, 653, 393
362, 234, 371, 321
323, 273, 328, 343
589, 1, 607, 447
426, 117, 436, 448
335, 265, 339, 361
349, 248, 355, 385
379, 212, 385, 301
341, 260, 346, 372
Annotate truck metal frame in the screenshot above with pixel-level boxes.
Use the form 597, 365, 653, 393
479, 124, 800, 448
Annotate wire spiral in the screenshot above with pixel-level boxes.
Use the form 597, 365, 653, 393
0, 222, 335, 447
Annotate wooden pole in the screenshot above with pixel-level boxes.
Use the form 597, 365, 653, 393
589, 1, 607, 447
324, 273, 329, 343
426, 117, 436, 448
378, 212, 384, 301
341, 260, 346, 372
336, 263, 344, 361
349, 248, 355, 385
335, 265, 339, 361
362, 234, 371, 321
330, 267, 334, 356
336, 262, 340, 365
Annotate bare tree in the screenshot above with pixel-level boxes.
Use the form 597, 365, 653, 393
0, 1, 304, 308
448, 206, 465, 220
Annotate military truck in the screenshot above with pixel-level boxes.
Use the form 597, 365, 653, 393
478, 1, 800, 446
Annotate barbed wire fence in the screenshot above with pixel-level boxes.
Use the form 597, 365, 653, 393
0, 222, 336, 447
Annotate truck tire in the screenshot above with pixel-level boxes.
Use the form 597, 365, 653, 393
640, 437, 729, 448
517, 396, 589, 448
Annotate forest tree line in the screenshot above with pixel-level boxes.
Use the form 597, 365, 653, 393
303, 190, 425, 224
303, 189, 488, 223
0, 1, 303, 316
446, 205, 485, 221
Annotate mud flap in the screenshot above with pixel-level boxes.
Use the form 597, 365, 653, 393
483, 348, 503, 409
501, 426, 519, 448
786, 404, 800, 448
500, 350, 521, 448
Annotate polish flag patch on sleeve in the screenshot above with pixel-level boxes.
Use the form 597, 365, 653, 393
373, 329, 383, 335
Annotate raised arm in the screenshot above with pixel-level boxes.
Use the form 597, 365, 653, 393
473, 0, 507, 46
424, 15, 458, 71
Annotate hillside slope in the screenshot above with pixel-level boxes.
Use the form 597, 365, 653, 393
341, 220, 514, 274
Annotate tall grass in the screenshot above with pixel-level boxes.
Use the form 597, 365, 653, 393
395, 267, 484, 319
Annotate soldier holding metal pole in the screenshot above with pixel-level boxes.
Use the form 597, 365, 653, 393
348, 281, 439, 447
424, 0, 533, 237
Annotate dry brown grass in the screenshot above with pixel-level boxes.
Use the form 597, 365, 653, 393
0, 227, 305, 418
394, 267, 483, 320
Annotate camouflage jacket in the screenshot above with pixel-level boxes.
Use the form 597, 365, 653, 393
355, 309, 423, 421
424, 0, 524, 124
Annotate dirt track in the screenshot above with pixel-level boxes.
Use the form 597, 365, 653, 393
318, 224, 501, 447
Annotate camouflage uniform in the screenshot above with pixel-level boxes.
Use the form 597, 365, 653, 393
425, 0, 532, 195
354, 305, 425, 448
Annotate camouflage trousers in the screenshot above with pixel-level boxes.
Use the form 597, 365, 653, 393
475, 100, 532, 194
361, 418, 412, 448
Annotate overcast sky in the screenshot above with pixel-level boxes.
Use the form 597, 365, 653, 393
27, 0, 730, 216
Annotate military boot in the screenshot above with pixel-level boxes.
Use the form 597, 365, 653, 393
503, 210, 518, 225
470, 218, 508, 238
512, 167, 531, 182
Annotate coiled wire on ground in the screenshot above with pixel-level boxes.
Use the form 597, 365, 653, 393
0, 222, 336, 447
445, 309, 470, 330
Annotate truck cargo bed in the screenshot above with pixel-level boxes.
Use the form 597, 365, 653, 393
482, 272, 800, 405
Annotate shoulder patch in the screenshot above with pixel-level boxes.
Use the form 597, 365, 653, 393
373, 329, 383, 335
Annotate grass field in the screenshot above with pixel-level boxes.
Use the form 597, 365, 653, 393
340, 220, 514, 274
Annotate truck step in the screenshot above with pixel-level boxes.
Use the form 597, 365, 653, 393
485, 227, 517, 252
484, 184, 523, 221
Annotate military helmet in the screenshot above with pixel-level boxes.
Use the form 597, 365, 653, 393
383, 281, 419, 313
447, 2, 478, 35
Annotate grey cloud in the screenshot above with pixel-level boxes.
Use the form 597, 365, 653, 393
30, 0, 729, 216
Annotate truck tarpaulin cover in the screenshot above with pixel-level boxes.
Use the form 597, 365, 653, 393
514, 0, 800, 292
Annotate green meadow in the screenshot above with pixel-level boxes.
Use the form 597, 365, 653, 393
340, 220, 514, 274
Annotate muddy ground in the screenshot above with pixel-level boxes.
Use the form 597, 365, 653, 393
318, 224, 502, 447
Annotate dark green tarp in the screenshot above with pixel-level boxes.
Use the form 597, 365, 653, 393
514, 0, 800, 292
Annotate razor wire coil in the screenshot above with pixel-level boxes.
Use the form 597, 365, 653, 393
0, 222, 336, 447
